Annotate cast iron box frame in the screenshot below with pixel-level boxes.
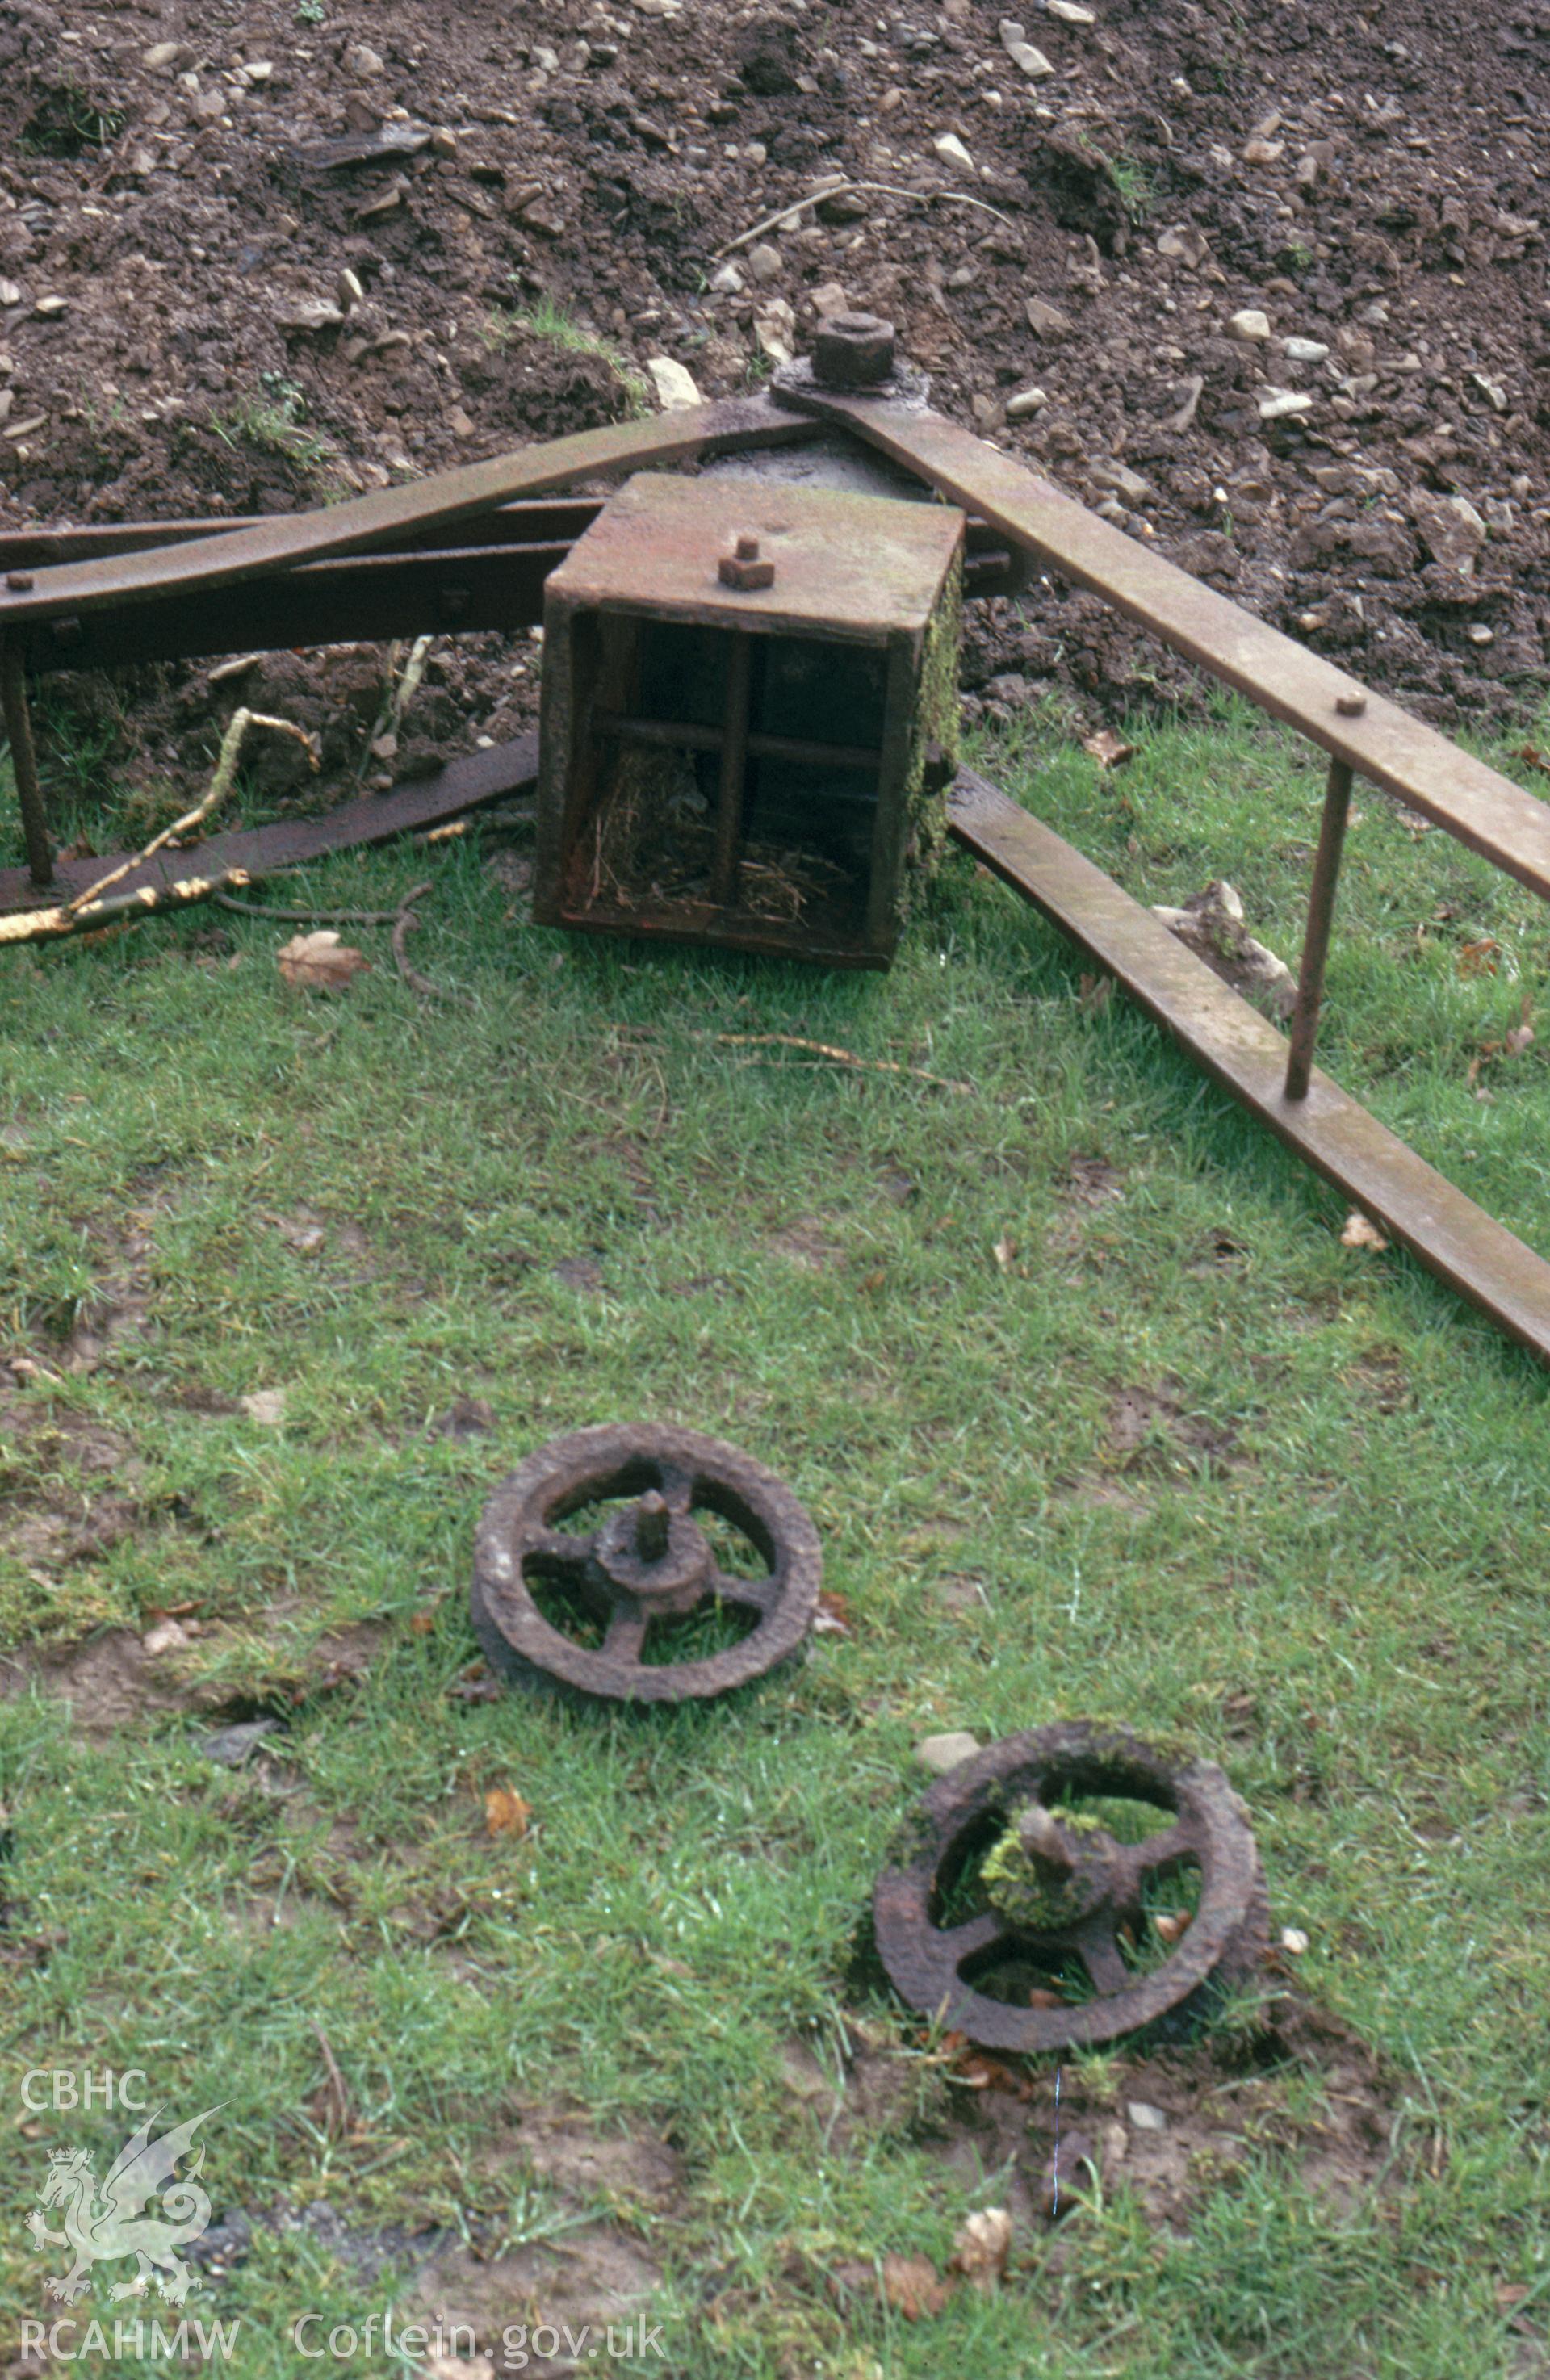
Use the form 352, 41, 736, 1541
534, 473, 963, 967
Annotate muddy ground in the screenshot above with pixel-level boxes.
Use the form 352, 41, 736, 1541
2, 0, 1548, 819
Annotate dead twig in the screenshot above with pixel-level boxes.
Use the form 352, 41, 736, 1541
1, 699, 316, 942
714, 178, 1014, 261
215, 893, 406, 926
702, 1030, 971, 1092
391, 878, 459, 1000
66, 708, 316, 916
310, 2019, 351, 2141
0, 708, 317, 950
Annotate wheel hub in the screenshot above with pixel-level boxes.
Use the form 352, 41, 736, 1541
592, 1492, 714, 1613
874, 1722, 1268, 2053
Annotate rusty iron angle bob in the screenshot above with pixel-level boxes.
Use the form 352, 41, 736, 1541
5, 385, 1550, 1359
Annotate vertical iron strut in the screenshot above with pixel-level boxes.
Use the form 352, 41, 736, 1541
1284, 758, 1355, 1103
0, 639, 52, 886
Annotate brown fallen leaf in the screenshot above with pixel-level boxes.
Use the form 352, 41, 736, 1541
277, 929, 371, 991
949, 2207, 1012, 2290
1152, 1909, 1193, 1946
484, 1786, 533, 1838
1457, 936, 1500, 978
1083, 727, 1137, 769
881, 2252, 953, 2319
992, 1234, 1016, 1272
1340, 1209, 1389, 1252
814, 1589, 853, 1636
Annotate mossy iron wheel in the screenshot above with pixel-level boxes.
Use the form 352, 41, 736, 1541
471, 1423, 822, 1704
874, 1723, 1268, 2051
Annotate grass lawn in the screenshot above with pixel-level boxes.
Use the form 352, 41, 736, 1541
2, 698, 1548, 2378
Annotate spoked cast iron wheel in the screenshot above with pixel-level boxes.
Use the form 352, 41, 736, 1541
874, 1722, 1268, 2051
471, 1423, 822, 1704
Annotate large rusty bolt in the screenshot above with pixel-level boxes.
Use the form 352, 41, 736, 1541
812, 312, 896, 389
633, 1489, 672, 1563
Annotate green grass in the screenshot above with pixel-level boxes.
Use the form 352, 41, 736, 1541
2, 702, 1550, 2374
497, 295, 651, 415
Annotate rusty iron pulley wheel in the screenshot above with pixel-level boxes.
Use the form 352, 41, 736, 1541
873, 1723, 1268, 2052
471, 1423, 822, 1704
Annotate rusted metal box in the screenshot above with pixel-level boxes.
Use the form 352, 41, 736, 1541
534, 473, 963, 966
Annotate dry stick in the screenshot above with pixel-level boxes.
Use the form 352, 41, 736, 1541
67, 708, 316, 915
214, 893, 407, 926
0, 865, 255, 947
703, 1030, 970, 1092
714, 179, 1014, 260
391, 878, 459, 1000
310, 2019, 351, 2141
0, 708, 316, 949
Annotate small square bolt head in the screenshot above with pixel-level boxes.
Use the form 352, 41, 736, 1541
718, 532, 775, 590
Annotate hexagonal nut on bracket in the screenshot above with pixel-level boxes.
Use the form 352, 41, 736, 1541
718, 532, 776, 591
812, 312, 896, 389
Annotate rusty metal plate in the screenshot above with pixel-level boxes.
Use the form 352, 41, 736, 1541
949, 767, 1550, 1364
874, 1723, 1267, 2053
544, 471, 964, 647
471, 1423, 822, 1704
783, 388, 1550, 904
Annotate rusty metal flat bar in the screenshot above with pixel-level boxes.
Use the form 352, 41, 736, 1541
0, 498, 605, 571
0, 400, 814, 628
0, 732, 538, 920
950, 767, 1550, 1363
15, 539, 570, 675
800, 394, 1550, 904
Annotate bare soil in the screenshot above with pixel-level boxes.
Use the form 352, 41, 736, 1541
2, 0, 1548, 828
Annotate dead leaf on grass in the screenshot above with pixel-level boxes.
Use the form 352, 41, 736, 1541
949, 2207, 1012, 2290
880, 2252, 953, 2319
277, 930, 371, 991
1456, 937, 1500, 978
814, 1589, 853, 1636
1339, 1210, 1389, 1252
1083, 727, 1137, 769
992, 1234, 1016, 1272
484, 1786, 533, 1839
241, 1389, 287, 1426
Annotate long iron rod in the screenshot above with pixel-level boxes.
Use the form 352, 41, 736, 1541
1284, 758, 1354, 1102
0, 638, 52, 886
596, 710, 879, 773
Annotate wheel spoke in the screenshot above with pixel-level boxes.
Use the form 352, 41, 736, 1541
1074, 1921, 1130, 1997
710, 1566, 777, 1616
1133, 1822, 1196, 1877
656, 1464, 695, 1517
936, 1911, 1007, 1970
525, 1525, 595, 1573
601, 1607, 647, 1666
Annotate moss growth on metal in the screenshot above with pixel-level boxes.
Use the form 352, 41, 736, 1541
900, 548, 962, 907
982, 1803, 1094, 1933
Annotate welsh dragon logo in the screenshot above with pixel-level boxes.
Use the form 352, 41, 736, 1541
26, 2104, 222, 2307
